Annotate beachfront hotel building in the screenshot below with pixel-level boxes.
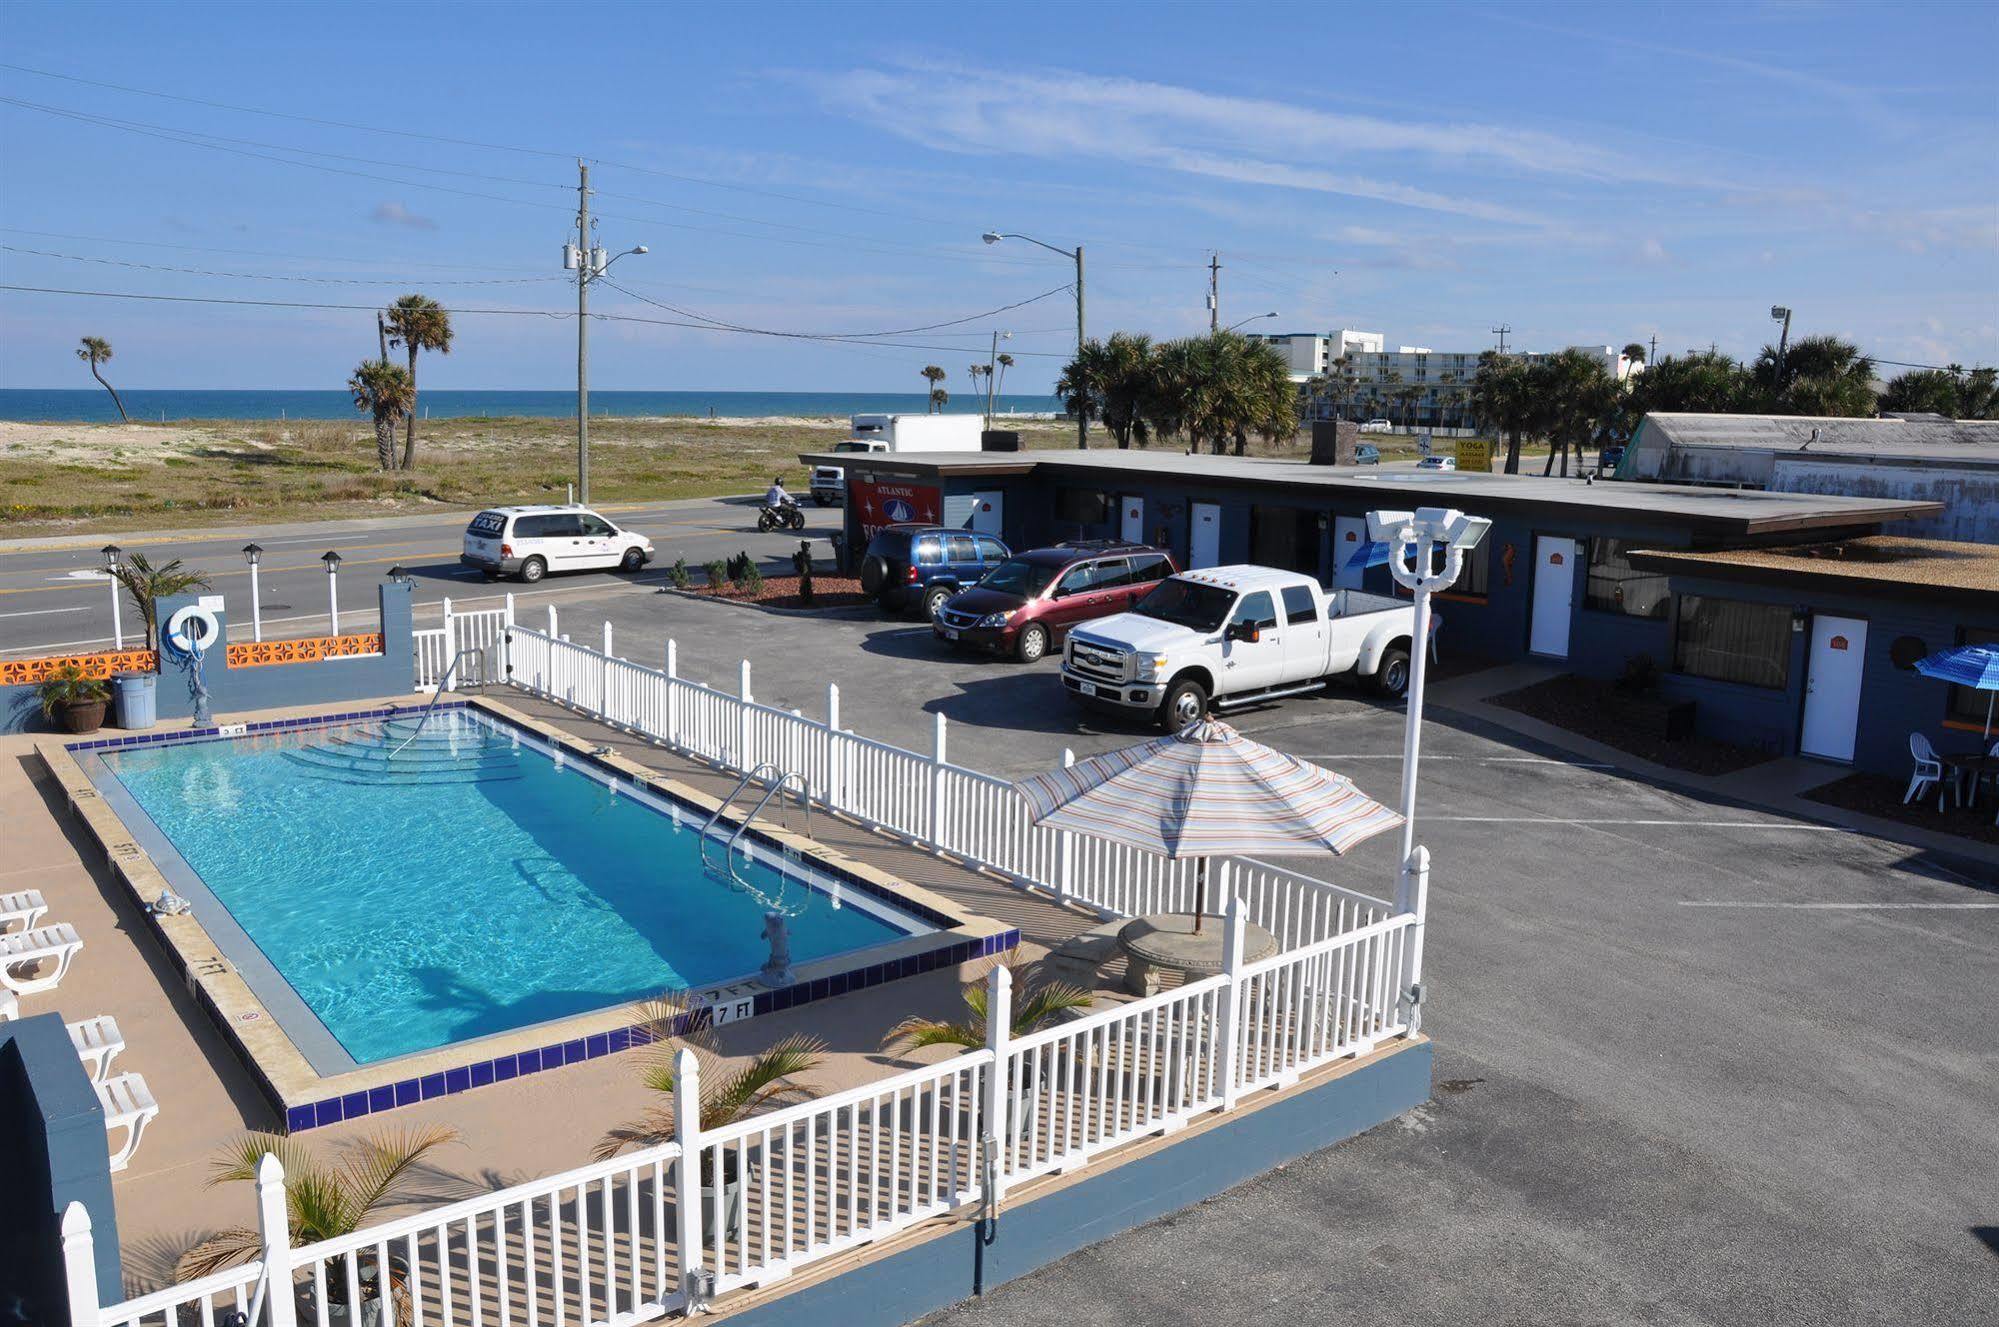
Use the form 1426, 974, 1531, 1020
1249, 329, 1645, 432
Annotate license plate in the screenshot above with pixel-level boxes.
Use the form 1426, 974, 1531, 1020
941, 628, 959, 641
1077, 681, 1098, 697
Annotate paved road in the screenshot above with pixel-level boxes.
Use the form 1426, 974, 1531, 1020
0, 496, 838, 656
504, 581, 1997, 1327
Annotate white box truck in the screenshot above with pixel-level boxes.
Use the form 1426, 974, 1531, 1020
809, 413, 984, 505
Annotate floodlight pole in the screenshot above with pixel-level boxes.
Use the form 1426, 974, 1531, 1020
1385, 522, 1462, 862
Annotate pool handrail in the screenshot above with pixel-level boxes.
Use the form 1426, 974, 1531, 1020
387, 645, 484, 757
700, 762, 812, 915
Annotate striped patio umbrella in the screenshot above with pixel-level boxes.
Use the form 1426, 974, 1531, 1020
1012, 718, 1403, 929
1915, 644, 1999, 736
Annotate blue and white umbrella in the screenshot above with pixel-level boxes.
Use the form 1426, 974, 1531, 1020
1915, 645, 1999, 736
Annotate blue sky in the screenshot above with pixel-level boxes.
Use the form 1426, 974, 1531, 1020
2, 0, 1994, 393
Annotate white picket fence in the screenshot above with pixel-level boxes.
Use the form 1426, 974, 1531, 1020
62, 611, 1429, 1326
412, 599, 511, 692
504, 621, 1396, 951
66, 897, 1417, 1327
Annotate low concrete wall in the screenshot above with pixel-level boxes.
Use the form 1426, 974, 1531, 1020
0, 1014, 120, 1324
719, 1039, 1431, 1327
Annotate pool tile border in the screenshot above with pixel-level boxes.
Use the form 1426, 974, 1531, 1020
43, 700, 1018, 1133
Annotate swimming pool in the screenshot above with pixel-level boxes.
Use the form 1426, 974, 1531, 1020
89, 707, 938, 1070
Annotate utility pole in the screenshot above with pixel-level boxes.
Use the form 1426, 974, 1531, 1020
576, 160, 592, 506
1074, 246, 1087, 449
1648, 333, 1658, 367
1491, 324, 1511, 355
1208, 252, 1221, 332
1770, 306, 1793, 385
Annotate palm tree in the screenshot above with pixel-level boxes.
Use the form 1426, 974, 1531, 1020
382, 295, 453, 470
1139, 331, 1295, 456
1054, 339, 1112, 439
594, 993, 826, 1161
349, 358, 417, 471
882, 958, 1094, 1055
920, 365, 947, 411
176, 1127, 457, 1279
1099, 331, 1156, 448
110, 552, 211, 650
1530, 348, 1619, 476
1751, 333, 1874, 417
1470, 351, 1537, 473
929, 386, 950, 413
1621, 342, 1647, 372
994, 351, 1015, 402
76, 337, 128, 422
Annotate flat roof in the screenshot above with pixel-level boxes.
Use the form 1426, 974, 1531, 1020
799, 448, 1943, 536
1628, 536, 1999, 605
1635, 412, 1999, 465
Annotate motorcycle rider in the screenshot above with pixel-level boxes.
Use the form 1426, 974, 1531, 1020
764, 476, 794, 511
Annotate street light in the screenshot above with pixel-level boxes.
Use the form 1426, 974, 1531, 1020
242, 544, 263, 642
100, 545, 123, 650
983, 230, 1088, 448
1367, 505, 1490, 1030
387, 564, 411, 585
1226, 312, 1279, 334
566, 159, 649, 505
1770, 305, 1792, 383
321, 550, 343, 636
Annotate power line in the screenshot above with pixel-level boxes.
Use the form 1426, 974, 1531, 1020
0, 227, 547, 274
597, 278, 1076, 342
0, 244, 566, 286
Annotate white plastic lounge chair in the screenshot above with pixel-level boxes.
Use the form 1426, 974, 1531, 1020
0, 990, 15, 1022
0, 889, 48, 935
96, 1071, 157, 1173
0, 924, 83, 997
67, 1015, 124, 1085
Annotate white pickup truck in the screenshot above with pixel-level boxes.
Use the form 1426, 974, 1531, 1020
1060, 565, 1426, 730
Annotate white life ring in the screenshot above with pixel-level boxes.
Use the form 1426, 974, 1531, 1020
165, 604, 221, 654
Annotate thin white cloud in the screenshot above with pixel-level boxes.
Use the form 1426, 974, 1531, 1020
798, 61, 1741, 225
371, 201, 437, 231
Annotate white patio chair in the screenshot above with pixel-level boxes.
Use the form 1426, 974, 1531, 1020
0, 991, 15, 1022
1905, 735, 1958, 811
67, 1015, 124, 1085
0, 889, 48, 935
96, 1071, 158, 1173
0, 924, 83, 997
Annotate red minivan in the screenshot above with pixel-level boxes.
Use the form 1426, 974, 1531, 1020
933, 542, 1178, 663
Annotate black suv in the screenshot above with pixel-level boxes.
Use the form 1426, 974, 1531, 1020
857, 525, 1012, 617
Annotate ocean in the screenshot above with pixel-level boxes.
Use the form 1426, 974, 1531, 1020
0, 389, 1064, 423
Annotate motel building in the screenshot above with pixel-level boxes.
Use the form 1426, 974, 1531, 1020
801, 446, 1991, 778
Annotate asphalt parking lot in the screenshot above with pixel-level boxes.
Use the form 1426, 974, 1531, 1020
520, 577, 1996, 1327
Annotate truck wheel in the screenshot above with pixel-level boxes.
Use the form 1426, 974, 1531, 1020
923, 585, 954, 620
859, 555, 889, 595
1015, 623, 1049, 664
1373, 647, 1410, 698
518, 556, 547, 584
1158, 677, 1208, 731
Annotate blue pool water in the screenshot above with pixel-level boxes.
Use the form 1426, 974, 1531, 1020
97, 711, 924, 1066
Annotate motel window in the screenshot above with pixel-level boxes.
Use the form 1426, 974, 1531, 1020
1249, 505, 1319, 576
1584, 539, 1670, 619
1947, 628, 1999, 724
1672, 595, 1791, 690
1055, 488, 1111, 527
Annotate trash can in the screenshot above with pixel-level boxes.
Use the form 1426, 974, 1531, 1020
113, 673, 157, 730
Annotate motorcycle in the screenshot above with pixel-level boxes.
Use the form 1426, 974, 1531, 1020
757, 500, 806, 532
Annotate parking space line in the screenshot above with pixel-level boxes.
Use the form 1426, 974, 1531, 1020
1678, 901, 1999, 909
1304, 754, 1614, 768
1428, 817, 1851, 830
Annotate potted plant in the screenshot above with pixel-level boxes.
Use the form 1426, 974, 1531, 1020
594, 993, 825, 1230
38, 665, 111, 734
177, 1126, 456, 1325
882, 957, 1093, 1140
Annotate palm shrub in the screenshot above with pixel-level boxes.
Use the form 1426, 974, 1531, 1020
594, 992, 825, 1165
110, 552, 212, 650
177, 1127, 457, 1281
882, 956, 1093, 1055
38, 664, 110, 719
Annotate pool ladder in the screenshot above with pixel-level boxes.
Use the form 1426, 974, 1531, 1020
700, 763, 812, 915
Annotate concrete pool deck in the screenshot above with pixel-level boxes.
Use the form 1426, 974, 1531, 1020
1, 690, 1110, 1290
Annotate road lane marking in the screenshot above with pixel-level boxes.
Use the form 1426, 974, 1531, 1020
0, 604, 92, 619
0, 546, 453, 597
1302, 754, 1614, 768
1427, 817, 1851, 830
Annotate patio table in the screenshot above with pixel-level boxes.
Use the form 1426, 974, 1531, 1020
1951, 752, 1999, 814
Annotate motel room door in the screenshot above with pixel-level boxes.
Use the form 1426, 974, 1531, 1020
1120, 495, 1145, 545
1530, 536, 1575, 658
970, 490, 1004, 536
1800, 615, 1867, 762
1332, 515, 1368, 589
1189, 502, 1222, 569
